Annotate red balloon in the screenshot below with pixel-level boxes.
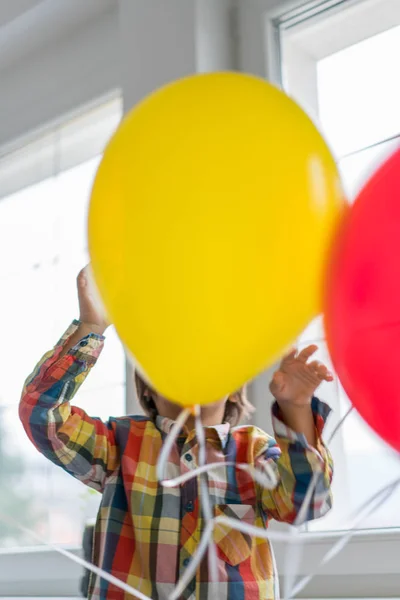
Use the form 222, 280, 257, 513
325, 149, 400, 453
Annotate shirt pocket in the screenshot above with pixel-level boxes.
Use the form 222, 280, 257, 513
213, 504, 255, 566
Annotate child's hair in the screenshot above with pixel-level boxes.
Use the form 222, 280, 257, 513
134, 372, 254, 427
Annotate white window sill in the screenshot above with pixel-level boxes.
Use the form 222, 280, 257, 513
1, 529, 400, 597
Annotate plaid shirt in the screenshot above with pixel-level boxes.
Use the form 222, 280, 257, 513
19, 321, 333, 600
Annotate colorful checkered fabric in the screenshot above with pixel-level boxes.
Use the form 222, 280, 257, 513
19, 321, 333, 600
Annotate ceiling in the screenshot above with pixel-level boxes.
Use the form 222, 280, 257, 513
0, 0, 117, 70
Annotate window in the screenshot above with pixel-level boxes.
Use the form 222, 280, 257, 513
280, 0, 400, 530
0, 97, 124, 549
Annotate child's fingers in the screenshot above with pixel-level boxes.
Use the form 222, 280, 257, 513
297, 345, 318, 363
281, 347, 297, 363
318, 364, 334, 382
308, 360, 334, 381
77, 265, 89, 288
308, 360, 322, 375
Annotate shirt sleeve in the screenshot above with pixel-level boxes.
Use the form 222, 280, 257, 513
19, 320, 120, 492
256, 397, 333, 525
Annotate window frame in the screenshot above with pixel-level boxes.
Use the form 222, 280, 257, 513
1, 528, 400, 597
239, 0, 400, 596
0, 91, 136, 581
276, 0, 400, 531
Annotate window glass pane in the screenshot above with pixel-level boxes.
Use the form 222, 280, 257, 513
338, 394, 400, 529
298, 318, 400, 529
0, 267, 57, 406
55, 157, 100, 256
318, 24, 400, 158
47, 462, 101, 546
74, 384, 126, 422
52, 251, 89, 337
84, 331, 126, 392
317, 32, 400, 529
52, 255, 125, 392
284, 10, 400, 532
0, 390, 122, 549
0, 103, 124, 549
295, 335, 348, 531
338, 138, 398, 201
0, 406, 49, 547
297, 315, 324, 345
0, 178, 57, 277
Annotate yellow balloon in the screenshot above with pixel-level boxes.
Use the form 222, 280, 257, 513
89, 72, 345, 406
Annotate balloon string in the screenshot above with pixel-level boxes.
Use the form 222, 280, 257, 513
290, 475, 400, 598
156, 410, 278, 490
2, 473, 397, 600
283, 401, 354, 600
156, 407, 191, 483
1, 404, 395, 600
169, 516, 300, 600
282, 471, 319, 600
0, 511, 151, 600
169, 520, 215, 600
160, 460, 277, 489
194, 405, 219, 586
327, 405, 354, 444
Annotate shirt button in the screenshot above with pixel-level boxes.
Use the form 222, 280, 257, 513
183, 558, 190, 567
185, 453, 192, 462
79, 340, 88, 347
185, 501, 194, 512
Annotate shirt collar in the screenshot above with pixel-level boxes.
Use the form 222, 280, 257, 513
155, 415, 230, 449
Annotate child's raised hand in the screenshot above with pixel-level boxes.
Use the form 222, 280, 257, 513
77, 265, 109, 334
269, 346, 333, 407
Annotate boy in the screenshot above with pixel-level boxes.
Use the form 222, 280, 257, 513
20, 267, 333, 600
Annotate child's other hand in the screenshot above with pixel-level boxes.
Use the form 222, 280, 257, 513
77, 265, 109, 335
269, 345, 333, 407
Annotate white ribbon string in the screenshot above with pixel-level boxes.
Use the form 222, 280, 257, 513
327, 405, 354, 444
194, 405, 219, 586
169, 516, 297, 600
0, 512, 151, 600
290, 476, 400, 598
283, 471, 319, 600
283, 402, 355, 600
156, 407, 191, 484
160, 460, 278, 489
1, 403, 397, 600
169, 520, 215, 600
156, 410, 278, 490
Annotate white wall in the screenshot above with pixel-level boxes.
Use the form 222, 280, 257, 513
1, 0, 322, 152
0, 6, 119, 151
119, 0, 198, 111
